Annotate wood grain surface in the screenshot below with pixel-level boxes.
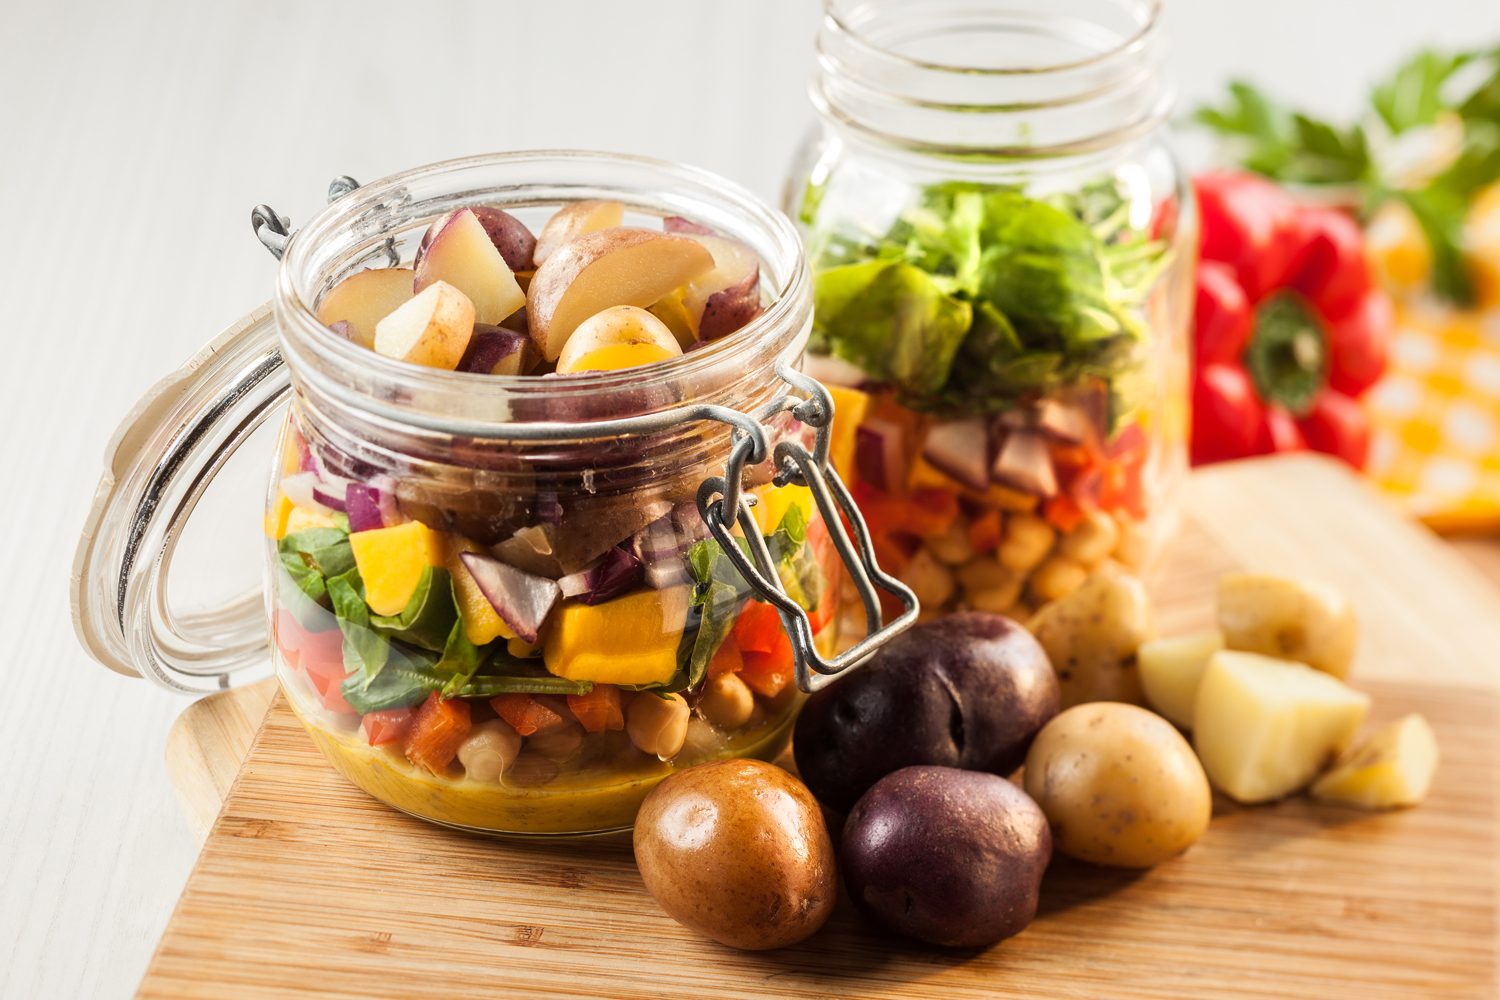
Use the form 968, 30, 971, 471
141, 455, 1500, 998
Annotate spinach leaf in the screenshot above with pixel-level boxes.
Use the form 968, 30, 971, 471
327, 570, 390, 687
814, 260, 973, 399
434, 618, 485, 697
278, 555, 328, 607
451, 674, 594, 698
340, 646, 445, 714
370, 567, 459, 652
278, 527, 354, 580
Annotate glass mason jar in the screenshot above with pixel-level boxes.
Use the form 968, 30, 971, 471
785, 0, 1194, 623
72, 151, 916, 836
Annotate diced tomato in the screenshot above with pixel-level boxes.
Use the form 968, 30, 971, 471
491, 693, 565, 737
567, 685, 625, 733
739, 650, 793, 698
273, 609, 306, 670
404, 693, 472, 773
1044, 493, 1087, 534
362, 708, 414, 746
299, 630, 348, 690
708, 638, 745, 678
967, 509, 1003, 553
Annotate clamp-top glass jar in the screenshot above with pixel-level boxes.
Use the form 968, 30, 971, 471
72, 151, 915, 836
786, 0, 1194, 631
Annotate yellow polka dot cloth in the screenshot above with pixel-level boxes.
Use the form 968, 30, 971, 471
1366, 304, 1500, 531
1364, 182, 1500, 532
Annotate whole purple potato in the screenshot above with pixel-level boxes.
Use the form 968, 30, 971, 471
793, 612, 1058, 813
842, 766, 1051, 948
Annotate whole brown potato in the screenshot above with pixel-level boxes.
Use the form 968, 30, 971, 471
633, 759, 837, 950
1023, 702, 1211, 868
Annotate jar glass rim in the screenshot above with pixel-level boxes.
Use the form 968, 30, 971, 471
276, 149, 811, 434
822, 0, 1162, 78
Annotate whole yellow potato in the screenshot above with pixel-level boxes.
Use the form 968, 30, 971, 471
1029, 566, 1153, 708
633, 759, 837, 950
1023, 702, 1211, 868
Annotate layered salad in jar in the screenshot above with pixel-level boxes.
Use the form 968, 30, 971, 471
797, 177, 1185, 620
268, 198, 839, 834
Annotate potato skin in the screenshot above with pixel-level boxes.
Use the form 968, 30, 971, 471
1023, 702, 1211, 868
1029, 567, 1152, 709
842, 766, 1051, 948
793, 613, 1058, 813
633, 759, 836, 950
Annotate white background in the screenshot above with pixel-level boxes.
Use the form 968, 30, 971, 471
2, 1, 1496, 996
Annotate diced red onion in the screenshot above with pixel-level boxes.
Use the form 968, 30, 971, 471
345, 484, 386, 533
281, 472, 333, 515
990, 429, 1059, 498
311, 485, 348, 512
855, 417, 906, 494
923, 418, 991, 493
558, 546, 643, 605
459, 551, 561, 644
632, 517, 692, 590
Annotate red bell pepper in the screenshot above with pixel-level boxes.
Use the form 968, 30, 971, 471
1190, 174, 1393, 469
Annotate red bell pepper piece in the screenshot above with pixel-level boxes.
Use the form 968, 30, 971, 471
1256, 406, 1307, 454
490, 694, 565, 737
967, 509, 1003, 553
362, 708, 414, 746
567, 685, 625, 734
404, 692, 471, 773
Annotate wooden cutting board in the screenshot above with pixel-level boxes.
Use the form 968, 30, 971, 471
143, 456, 1500, 998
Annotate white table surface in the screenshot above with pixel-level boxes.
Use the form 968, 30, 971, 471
2, 0, 1494, 996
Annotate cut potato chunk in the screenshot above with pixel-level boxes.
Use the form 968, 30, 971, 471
373, 280, 475, 370
414, 209, 525, 325
1193, 651, 1370, 803
1218, 573, 1357, 679
526, 228, 715, 361
315, 267, 416, 348
532, 199, 625, 266
1138, 630, 1225, 729
554, 305, 681, 374
1310, 714, 1439, 809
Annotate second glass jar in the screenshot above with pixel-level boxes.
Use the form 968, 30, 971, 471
787, 0, 1194, 623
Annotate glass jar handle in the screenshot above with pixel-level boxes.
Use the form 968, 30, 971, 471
71, 305, 290, 692
696, 361, 919, 693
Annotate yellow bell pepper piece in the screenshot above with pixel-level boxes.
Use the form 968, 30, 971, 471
751, 483, 815, 536
349, 521, 447, 616
907, 451, 1038, 513
543, 586, 691, 686
824, 384, 870, 486
285, 505, 338, 536
448, 538, 516, 646
264, 493, 294, 540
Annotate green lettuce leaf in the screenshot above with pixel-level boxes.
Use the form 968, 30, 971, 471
813, 260, 973, 398
327, 570, 391, 687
